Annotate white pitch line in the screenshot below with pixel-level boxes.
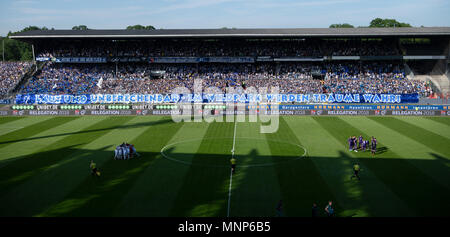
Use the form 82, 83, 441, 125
231, 117, 237, 158
227, 117, 237, 217
227, 167, 233, 217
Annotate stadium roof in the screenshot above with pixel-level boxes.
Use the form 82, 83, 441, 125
9, 27, 450, 40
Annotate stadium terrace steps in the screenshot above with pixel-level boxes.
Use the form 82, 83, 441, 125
436, 74, 450, 96
413, 74, 449, 96
404, 63, 414, 80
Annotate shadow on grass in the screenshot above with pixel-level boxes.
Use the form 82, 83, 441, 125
0, 118, 172, 146
376, 146, 388, 155
429, 153, 450, 163
0, 147, 449, 217
0, 144, 86, 195
337, 150, 450, 217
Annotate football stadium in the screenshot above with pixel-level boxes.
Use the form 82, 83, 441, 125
0, 26, 449, 219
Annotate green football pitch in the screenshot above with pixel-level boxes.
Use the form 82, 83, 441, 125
0, 115, 449, 217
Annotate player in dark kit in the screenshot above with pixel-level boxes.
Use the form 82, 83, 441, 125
348, 137, 353, 151
362, 139, 367, 151
371, 137, 377, 157
358, 135, 363, 150
352, 136, 358, 152
312, 203, 319, 217
276, 200, 283, 217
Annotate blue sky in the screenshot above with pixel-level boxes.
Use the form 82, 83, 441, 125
1, 0, 449, 35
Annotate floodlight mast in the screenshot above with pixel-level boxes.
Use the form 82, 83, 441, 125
32, 44, 37, 70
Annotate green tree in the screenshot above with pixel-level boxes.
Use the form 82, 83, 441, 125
1, 36, 4, 61
3, 38, 21, 61
72, 25, 89, 30
4, 26, 50, 61
369, 18, 412, 27
18, 26, 41, 32
329, 23, 354, 28
126, 25, 155, 30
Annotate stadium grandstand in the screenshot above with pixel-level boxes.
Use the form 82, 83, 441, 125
1, 25, 450, 222
2, 27, 449, 102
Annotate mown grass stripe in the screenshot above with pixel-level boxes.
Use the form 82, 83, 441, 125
36, 117, 183, 217
228, 120, 282, 217
0, 117, 24, 126
0, 117, 105, 167
284, 116, 414, 217
32, 116, 169, 217
0, 117, 48, 137
313, 116, 450, 216
112, 121, 212, 217
342, 116, 450, 190
265, 117, 340, 217
0, 117, 134, 214
425, 117, 450, 127
396, 117, 450, 140
368, 117, 450, 157
169, 120, 234, 217
2, 115, 448, 217
0, 117, 79, 150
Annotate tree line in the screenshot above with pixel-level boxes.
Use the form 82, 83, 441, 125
0, 25, 157, 61
1, 19, 415, 61
71, 25, 156, 30
329, 18, 412, 28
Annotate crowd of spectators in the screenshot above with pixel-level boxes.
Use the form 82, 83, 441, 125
0, 62, 32, 98
37, 39, 399, 58
21, 63, 114, 94
19, 62, 432, 97
322, 40, 399, 56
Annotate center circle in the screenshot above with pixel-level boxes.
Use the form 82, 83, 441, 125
160, 137, 307, 167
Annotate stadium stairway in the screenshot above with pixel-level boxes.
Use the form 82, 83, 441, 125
404, 63, 415, 80
414, 74, 450, 98
407, 56, 450, 98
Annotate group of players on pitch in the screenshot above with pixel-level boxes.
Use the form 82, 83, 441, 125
89, 143, 141, 177
114, 142, 140, 160
348, 135, 378, 181
348, 135, 377, 156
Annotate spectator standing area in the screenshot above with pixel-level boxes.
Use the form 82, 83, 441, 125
0, 62, 32, 98
8, 27, 449, 99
